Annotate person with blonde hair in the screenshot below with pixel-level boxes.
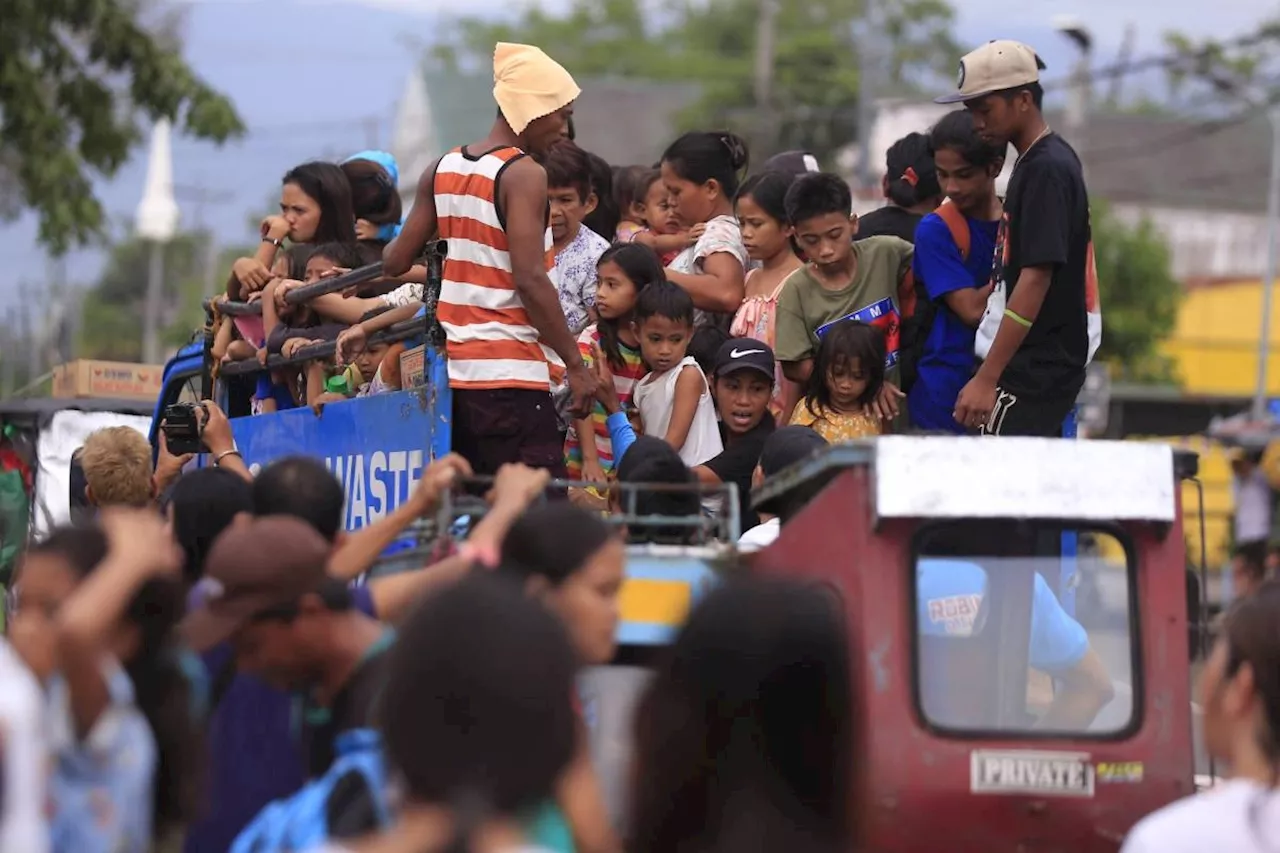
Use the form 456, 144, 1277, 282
78, 426, 155, 509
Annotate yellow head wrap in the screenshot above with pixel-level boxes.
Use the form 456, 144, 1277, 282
493, 42, 581, 135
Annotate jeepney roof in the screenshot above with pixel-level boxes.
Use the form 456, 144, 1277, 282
751, 437, 1177, 523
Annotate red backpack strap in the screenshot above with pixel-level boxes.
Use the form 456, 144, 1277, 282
897, 267, 917, 318
934, 199, 971, 262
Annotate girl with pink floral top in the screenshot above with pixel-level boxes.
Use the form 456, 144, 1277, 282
731, 171, 804, 423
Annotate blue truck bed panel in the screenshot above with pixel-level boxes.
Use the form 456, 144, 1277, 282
225, 387, 450, 531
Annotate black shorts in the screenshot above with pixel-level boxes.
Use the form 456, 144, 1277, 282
980, 388, 1076, 438
451, 388, 568, 478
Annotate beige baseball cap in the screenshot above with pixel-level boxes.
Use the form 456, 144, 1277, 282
935, 40, 1046, 104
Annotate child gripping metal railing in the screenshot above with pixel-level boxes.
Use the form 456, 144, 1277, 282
202, 240, 447, 379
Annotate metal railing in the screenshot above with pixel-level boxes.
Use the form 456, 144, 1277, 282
217, 318, 427, 376
282, 262, 387, 305
204, 240, 447, 319
212, 298, 264, 317
436, 476, 742, 544
205, 241, 449, 379
363, 476, 743, 579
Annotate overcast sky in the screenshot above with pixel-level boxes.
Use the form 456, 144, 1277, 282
326, 0, 1272, 46
0, 0, 1273, 315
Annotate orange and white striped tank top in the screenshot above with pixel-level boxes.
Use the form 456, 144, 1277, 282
434, 145, 558, 391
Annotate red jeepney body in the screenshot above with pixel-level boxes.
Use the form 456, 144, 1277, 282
748, 437, 1194, 853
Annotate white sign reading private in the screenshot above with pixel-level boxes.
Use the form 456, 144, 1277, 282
970, 750, 1095, 798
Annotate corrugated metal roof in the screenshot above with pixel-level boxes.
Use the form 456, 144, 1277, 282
1072, 111, 1268, 213
863, 101, 1271, 213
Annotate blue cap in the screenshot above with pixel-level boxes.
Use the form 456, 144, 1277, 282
343, 149, 400, 186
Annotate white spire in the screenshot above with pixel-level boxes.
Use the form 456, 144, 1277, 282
390, 66, 438, 202
135, 118, 179, 242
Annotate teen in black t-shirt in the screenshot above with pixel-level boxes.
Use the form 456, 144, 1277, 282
992, 134, 1090, 410
937, 39, 1092, 437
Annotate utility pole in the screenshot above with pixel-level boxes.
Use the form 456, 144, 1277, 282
68, 286, 83, 363
1105, 24, 1137, 109
1, 309, 16, 397
854, 0, 882, 192
174, 181, 235, 305
1257, 104, 1280, 421
1054, 17, 1094, 181
20, 283, 40, 383
1204, 73, 1280, 420
364, 115, 381, 150
45, 257, 69, 366
753, 0, 780, 157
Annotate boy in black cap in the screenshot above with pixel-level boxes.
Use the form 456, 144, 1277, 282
689, 337, 778, 532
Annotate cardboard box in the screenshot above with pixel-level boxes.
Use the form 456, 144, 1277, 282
51, 360, 165, 401
399, 345, 425, 389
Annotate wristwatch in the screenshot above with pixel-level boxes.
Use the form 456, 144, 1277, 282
262, 236, 284, 248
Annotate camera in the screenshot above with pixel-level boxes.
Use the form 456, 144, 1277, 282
162, 402, 207, 455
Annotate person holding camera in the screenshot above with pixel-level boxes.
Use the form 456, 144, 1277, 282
155, 401, 252, 496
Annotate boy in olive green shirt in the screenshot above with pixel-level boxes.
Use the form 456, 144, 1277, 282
775, 172, 914, 423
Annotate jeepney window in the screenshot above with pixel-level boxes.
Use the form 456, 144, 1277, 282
912, 522, 1136, 737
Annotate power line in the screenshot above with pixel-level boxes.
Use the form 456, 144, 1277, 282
1081, 78, 1280, 165
1043, 25, 1280, 92
243, 106, 397, 138
1084, 108, 1252, 164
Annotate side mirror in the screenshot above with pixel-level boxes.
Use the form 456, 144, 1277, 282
1173, 449, 1200, 481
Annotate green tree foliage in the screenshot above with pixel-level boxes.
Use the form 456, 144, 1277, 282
1091, 201, 1183, 384
0, 0, 244, 255
78, 229, 252, 362
1163, 20, 1280, 105
431, 0, 959, 162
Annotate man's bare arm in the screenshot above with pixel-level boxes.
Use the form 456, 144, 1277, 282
500, 159, 584, 369
1038, 648, 1115, 730
384, 160, 440, 277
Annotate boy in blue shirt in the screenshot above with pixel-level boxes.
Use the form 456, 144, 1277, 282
907, 110, 1004, 433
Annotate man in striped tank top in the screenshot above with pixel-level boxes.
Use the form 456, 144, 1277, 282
384, 43, 597, 476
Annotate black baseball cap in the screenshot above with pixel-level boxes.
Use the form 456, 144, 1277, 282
759, 426, 829, 477
763, 150, 820, 176
753, 426, 831, 516
714, 338, 775, 382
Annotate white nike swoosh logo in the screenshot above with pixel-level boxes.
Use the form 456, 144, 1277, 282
729, 348, 765, 358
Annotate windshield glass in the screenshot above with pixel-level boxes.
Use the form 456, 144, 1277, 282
913, 522, 1136, 736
